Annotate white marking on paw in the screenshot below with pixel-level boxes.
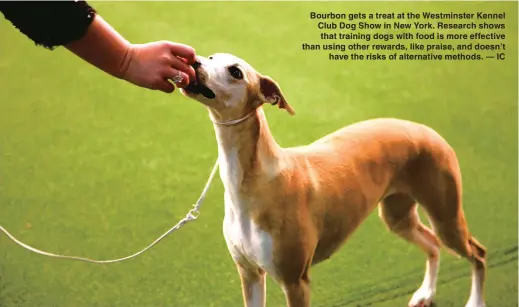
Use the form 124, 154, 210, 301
464, 267, 485, 307
408, 286, 435, 307
409, 253, 439, 307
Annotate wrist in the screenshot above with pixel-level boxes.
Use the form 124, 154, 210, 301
118, 43, 135, 81
65, 15, 131, 79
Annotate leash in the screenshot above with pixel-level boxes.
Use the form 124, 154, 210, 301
0, 109, 257, 264
0, 160, 219, 264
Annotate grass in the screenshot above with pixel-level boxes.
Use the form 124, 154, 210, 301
0, 1, 517, 307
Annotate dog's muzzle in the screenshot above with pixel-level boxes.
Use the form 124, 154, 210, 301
184, 61, 216, 99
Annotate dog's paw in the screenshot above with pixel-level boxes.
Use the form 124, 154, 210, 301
408, 287, 435, 307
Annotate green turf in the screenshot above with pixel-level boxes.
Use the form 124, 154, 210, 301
0, 1, 517, 307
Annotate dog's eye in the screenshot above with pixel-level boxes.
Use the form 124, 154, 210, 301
228, 66, 243, 80
209, 56, 213, 60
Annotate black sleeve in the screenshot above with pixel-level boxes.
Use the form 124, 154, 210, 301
0, 1, 97, 50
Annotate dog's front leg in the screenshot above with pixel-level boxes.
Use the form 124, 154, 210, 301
236, 263, 266, 307
282, 278, 311, 307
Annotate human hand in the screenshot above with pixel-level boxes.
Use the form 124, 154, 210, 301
121, 41, 197, 93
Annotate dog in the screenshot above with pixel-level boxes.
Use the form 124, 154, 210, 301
180, 53, 487, 307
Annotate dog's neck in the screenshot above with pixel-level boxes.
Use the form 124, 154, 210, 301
211, 107, 282, 196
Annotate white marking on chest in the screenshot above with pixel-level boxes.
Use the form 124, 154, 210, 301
223, 194, 277, 278
214, 122, 278, 278
218, 147, 242, 191
216, 140, 277, 278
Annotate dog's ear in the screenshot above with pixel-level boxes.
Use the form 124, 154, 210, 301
258, 76, 295, 115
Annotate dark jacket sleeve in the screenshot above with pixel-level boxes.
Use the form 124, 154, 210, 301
0, 1, 97, 50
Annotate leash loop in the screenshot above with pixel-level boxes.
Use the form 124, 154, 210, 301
187, 208, 200, 220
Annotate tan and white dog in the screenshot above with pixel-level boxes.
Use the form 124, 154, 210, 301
180, 53, 487, 307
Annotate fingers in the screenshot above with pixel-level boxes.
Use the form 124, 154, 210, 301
164, 41, 196, 65
122, 41, 197, 93
165, 69, 190, 88
155, 69, 190, 93
169, 56, 196, 82
156, 79, 175, 93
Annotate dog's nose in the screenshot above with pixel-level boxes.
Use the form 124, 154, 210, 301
189, 61, 202, 85
192, 61, 201, 70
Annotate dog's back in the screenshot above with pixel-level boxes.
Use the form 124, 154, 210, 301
284, 117, 458, 198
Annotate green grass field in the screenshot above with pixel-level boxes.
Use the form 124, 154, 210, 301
0, 1, 517, 307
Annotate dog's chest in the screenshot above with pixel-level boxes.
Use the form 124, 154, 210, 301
222, 194, 277, 277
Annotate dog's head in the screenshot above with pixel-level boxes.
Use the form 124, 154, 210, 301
180, 53, 295, 121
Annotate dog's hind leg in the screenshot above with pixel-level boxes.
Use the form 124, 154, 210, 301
409, 133, 488, 307
423, 198, 487, 307
414, 163, 487, 307
379, 193, 441, 307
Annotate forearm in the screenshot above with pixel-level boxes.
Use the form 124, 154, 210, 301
64, 15, 131, 80
0, 1, 96, 49
0, 1, 128, 79
1, 0, 196, 92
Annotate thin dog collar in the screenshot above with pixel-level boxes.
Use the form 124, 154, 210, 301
210, 109, 257, 126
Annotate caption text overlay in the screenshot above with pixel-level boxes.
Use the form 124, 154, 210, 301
303, 11, 507, 61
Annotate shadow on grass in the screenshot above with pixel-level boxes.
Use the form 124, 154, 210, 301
0, 246, 515, 307
0, 266, 27, 307
317, 244, 518, 307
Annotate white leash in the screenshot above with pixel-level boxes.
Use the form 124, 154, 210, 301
0, 109, 257, 264
0, 160, 219, 264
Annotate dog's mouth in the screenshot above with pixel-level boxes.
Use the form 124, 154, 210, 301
184, 62, 216, 99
